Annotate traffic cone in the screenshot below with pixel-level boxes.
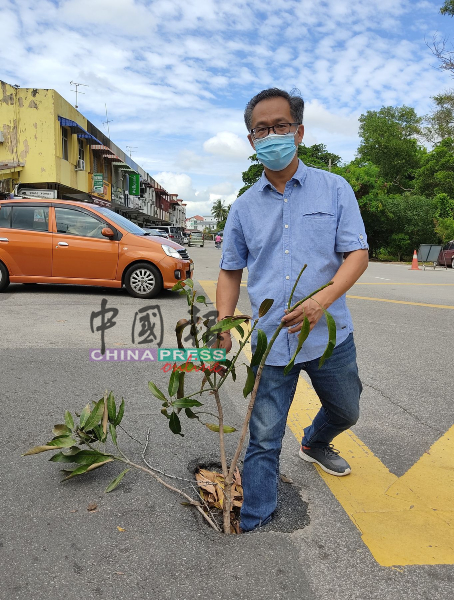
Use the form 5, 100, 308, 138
409, 249, 420, 270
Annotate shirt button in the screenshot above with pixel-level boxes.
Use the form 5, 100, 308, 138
359, 234, 364, 239
293, 184, 297, 187
286, 275, 290, 280
285, 250, 289, 254
285, 224, 289, 228
284, 198, 288, 202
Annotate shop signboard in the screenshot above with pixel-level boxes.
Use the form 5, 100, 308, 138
93, 173, 104, 193
129, 173, 140, 196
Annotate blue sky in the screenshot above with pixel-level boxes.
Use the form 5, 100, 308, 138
1, 0, 453, 216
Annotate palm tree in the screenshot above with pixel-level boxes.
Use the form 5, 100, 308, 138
211, 199, 228, 223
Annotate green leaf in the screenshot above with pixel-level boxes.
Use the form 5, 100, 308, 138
83, 399, 105, 432
52, 424, 72, 437
49, 451, 79, 463
161, 407, 170, 418
172, 398, 203, 408
183, 278, 193, 288
62, 459, 113, 480
64, 411, 74, 430
209, 317, 248, 334
107, 393, 116, 423
318, 310, 337, 368
284, 316, 311, 376
110, 423, 117, 446
169, 412, 182, 435
235, 324, 245, 338
50, 449, 108, 465
196, 295, 206, 303
47, 436, 78, 448
243, 365, 256, 398
205, 423, 237, 433
79, 404, 91, 428
251, 329, 268, 367
171, 281, 184, 291
114, 398, 125, 427
259, 298, 274, 317
185, 408, 199, 420
105, 468, 130, 493
168, 368, 180, 397
148, 381, 167, 403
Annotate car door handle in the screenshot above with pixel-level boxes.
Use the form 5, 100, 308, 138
0, 237, 9, 242
57, 241, 69, 247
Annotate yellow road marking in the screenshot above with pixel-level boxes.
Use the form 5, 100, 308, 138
347, 296, 454, 309
199, 279, 454, 566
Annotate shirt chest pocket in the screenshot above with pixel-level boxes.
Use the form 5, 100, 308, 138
300, 210, 337, 247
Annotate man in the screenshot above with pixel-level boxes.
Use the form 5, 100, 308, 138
216, 88, 369, 533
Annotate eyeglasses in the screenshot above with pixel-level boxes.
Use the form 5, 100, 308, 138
250, 122, 300, 140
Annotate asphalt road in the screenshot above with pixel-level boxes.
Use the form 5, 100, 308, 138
1, 243, 453, 599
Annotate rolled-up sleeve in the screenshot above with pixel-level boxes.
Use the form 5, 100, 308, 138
335, 180, 369, 253
219, 208, 248, 270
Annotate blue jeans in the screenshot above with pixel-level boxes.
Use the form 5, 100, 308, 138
240, 333, 362, 532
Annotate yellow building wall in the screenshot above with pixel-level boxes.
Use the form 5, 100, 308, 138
0, 82, 57, 185
1, 81, 94, 194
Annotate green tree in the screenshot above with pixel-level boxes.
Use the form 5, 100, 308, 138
383, 194, 438, 251
433, 193, 454, 219
357, 106, 424, 190
435, 218, 454, 242
211, 199, 229, 225
422, 92, 454, 144
334, 161, 390, 257
441, 0, 454, 16
414, 137, 454, 198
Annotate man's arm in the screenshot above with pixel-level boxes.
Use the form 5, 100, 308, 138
215, 268, 243, 352
281, 249, 369, 333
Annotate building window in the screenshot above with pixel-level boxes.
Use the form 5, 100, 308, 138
62, 127, 69, 161
103, 159, 110, 181
78, 139, 85, 163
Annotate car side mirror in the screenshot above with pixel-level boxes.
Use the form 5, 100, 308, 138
102, 227, 115, 238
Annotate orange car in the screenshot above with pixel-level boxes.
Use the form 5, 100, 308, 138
0, 198, 193, 299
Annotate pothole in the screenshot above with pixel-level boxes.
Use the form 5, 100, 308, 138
188, 457, 309, 534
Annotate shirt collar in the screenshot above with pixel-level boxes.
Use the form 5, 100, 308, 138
257, 159, 308, 192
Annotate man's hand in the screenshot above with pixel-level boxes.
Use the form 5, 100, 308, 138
213, 331, 233, 353
281, 296, 324, 334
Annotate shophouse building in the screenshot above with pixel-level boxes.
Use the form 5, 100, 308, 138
0, 81, 185, 227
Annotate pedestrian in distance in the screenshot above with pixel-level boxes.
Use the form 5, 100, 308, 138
215, 233, 222, 249
215, 88, 369, 532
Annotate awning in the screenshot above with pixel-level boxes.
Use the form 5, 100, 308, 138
58, 117, 103, 145
111, 161, 138, 173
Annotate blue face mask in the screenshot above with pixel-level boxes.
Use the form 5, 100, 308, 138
253, 132, 297, 171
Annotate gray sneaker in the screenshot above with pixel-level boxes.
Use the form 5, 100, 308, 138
299, 444, 351, 476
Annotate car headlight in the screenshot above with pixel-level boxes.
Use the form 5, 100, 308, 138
162, 244, 181, 259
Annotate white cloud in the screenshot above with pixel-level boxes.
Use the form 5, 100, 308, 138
203, 132, 251, 160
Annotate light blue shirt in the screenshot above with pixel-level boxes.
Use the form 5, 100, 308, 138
220, 159, 368, 366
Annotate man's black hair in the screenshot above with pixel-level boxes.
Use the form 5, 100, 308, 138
244, 88, 304, 131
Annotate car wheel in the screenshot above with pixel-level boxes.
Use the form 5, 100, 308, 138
124, 262, 162, 299
0, 262, 10, 293
452, 257, 454, 269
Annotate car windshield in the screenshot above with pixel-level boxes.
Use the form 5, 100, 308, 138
94, 207, 145, 235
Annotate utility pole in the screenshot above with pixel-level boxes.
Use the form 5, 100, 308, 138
126, 146, 138, 158
103, 104, 113, 139
70, 81, 88, 109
